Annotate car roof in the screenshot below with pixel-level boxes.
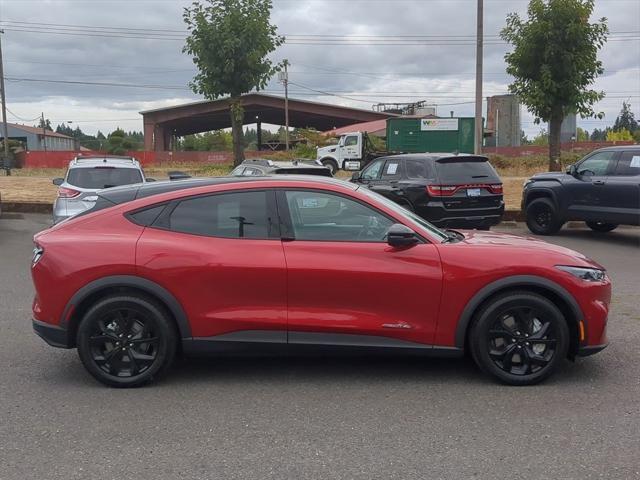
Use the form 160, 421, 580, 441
588, 145, 640, 152
69, 156, 141, 169
375, 153, 489, 162
98, 175, 354, 205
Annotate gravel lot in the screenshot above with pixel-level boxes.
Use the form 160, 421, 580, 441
1, 213, 638, 480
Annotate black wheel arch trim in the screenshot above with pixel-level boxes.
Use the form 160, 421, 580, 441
61, 275, 191, 339
454, 275, 583, 349
524, 187, 559, 210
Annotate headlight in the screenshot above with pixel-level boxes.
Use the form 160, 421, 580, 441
523, 179, 533, 188
556, 265, 606, 282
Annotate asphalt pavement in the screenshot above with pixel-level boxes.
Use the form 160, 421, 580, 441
1, 213, 639, 480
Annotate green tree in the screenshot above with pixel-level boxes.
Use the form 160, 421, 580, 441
501, 0, 608, 171
576, 127, 589, 141
613, 101, 638, 133
531, 128, 549, 146
183, 0, 284, 166
105, 128, 136, 155
36, 117, 53, 131
606, 128, 633, 142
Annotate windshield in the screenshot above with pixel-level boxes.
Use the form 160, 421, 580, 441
357, 186, 448, 241
66, 167, 143, 189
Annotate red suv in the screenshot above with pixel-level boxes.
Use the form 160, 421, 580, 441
31, 176, 610, 387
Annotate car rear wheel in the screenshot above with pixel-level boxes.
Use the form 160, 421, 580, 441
469, 291, 569, 386
76, 294, 177, 388
586, 221, 618, 233
525, 198, 563, 235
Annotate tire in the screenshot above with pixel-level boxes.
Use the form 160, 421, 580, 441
586, 221, 618, 233
525, 198, 563, 235
469, 291, 570, 386
76, 294, 177, 388
320, 158, 339, 175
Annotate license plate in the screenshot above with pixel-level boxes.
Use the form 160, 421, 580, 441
344, 161, 361, 171
467, 188, 481, 197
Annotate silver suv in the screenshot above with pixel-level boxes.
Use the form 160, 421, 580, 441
52, 156, 149, 223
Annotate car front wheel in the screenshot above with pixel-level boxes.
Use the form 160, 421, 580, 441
525, 198, 563, 235
586, 221, 618, 233
76, 294, 177, 388
469, 291, 570, 385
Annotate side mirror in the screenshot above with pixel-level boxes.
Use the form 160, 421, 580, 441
351, 171, 361, 182
52, 178, 64, 186
145, 177, 156, 182
566, 164, 577, 176
386, 223, 419, 248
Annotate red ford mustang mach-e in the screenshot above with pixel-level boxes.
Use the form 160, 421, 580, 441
31, 176, 610, 387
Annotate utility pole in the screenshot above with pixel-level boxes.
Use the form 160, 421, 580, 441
474, 0, 484, 155
0, 30, 10, 174
280, 59, 290, 151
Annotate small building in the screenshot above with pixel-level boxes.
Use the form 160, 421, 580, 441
486, 94, 521, 147
1, 122, 76, 151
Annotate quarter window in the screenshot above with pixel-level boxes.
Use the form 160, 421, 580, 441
577, 152, 617, 176
284, 190, 393, 242
167, 191, 271, 239
405, 159, 429, 179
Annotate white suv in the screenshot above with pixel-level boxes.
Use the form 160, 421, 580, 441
52, 156, 149, 224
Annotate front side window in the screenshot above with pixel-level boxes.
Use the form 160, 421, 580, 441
613, 151, 640, 176
167, 191, 270, 239
284, 190, 393, 242
344, 136, 358, 147
230, 166, 245, 176
361, 159, 385, 180
577, 151, 617, 176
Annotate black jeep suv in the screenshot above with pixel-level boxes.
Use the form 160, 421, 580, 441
350, 153, 504, 229
523, 145, 640, 235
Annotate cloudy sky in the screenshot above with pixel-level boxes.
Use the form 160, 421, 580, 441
0, 0, 638, 138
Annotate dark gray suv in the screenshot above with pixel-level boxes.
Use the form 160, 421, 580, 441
523, 145, 640, 235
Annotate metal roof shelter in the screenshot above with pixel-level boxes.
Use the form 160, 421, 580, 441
140, 93, 395, 151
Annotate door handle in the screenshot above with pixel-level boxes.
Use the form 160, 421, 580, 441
592, 180, 605, 185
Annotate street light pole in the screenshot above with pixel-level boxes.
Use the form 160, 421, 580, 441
474, 0, 484, 155
283, 59, 290, 151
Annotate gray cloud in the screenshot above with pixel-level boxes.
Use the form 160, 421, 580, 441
0, 0, 637, 136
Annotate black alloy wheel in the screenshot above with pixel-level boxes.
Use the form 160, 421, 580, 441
525, 198, 562, 235
470, 291, 569, 385
77, 295, 177, 387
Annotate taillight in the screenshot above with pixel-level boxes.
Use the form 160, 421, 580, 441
427, 185, 457, 196
488, 184, 503, 194
57, 187, 80, 198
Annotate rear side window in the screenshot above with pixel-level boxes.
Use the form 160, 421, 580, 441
167, 191, 270, 239
434, 159, 498, 183
613, 151, 640, 176
67, 167, 143, 189
382, 159, 402, 180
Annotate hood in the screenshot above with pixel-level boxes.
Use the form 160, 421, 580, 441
455, 229, 603, 268
530, 172, 568, 181
317, 145, 338, 157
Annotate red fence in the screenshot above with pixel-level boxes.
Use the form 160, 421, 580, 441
14, 150, 278, 169
13, 141, 637, 168
482, 141, 635, 157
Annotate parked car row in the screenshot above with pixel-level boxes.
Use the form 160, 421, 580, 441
51, 147, 639, 235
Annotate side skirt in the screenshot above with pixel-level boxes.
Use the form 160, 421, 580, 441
182, 330, 463, 358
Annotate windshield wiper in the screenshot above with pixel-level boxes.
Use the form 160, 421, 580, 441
441, 229, 462, 243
